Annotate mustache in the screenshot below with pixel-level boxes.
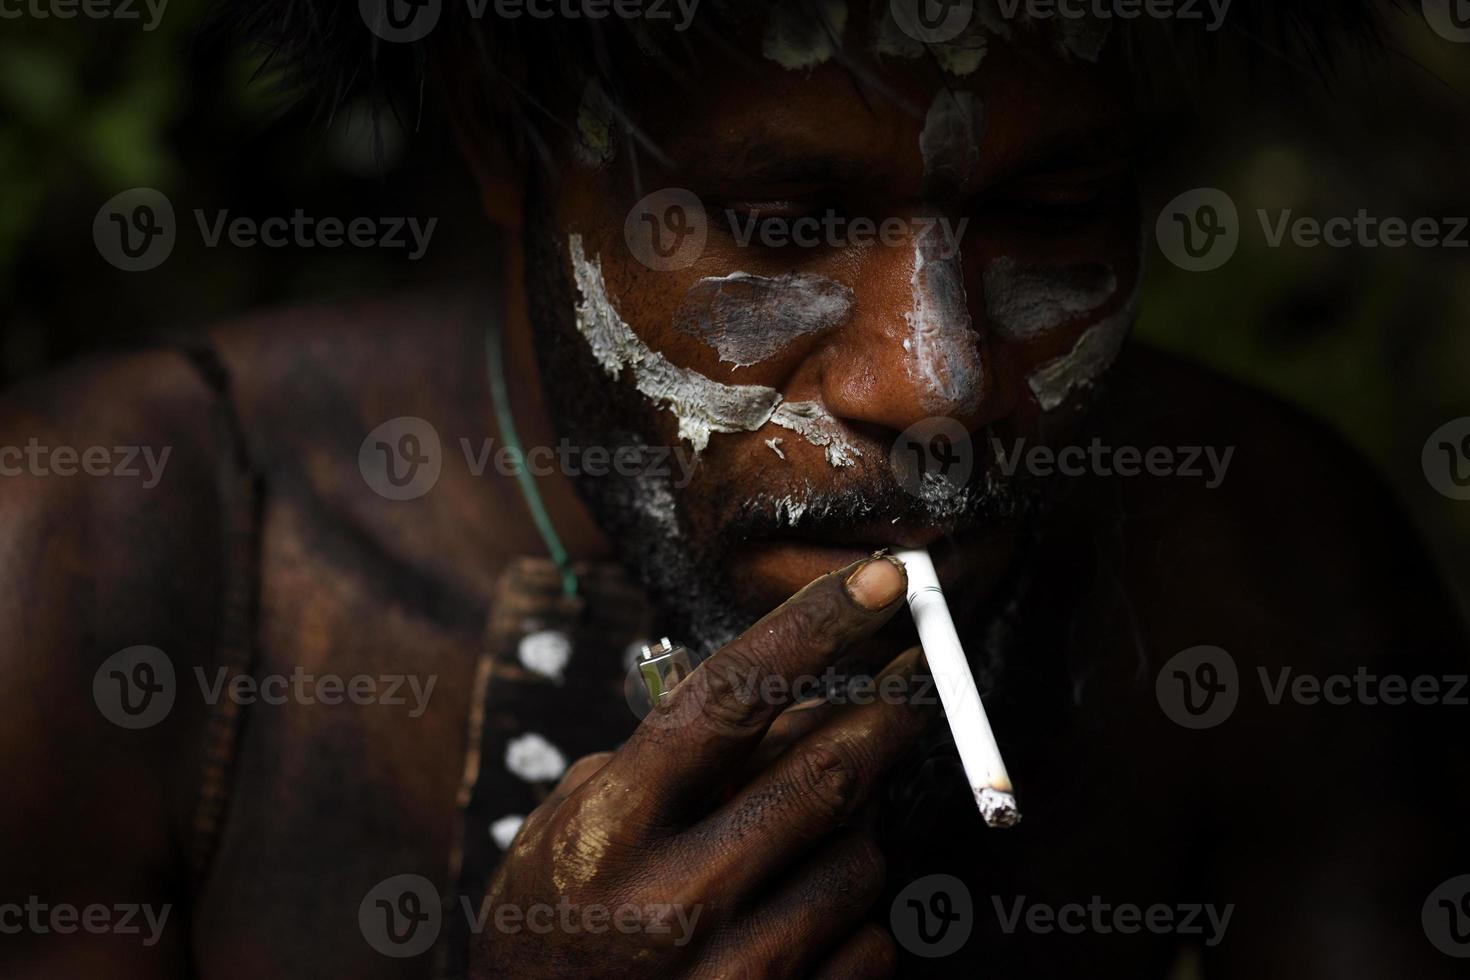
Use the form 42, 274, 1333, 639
713, 457, 1043, 544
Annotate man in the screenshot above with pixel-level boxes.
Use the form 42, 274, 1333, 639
1, 1, 1465, 977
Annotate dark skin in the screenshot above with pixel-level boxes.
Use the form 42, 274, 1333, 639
1, 13, 1467, 980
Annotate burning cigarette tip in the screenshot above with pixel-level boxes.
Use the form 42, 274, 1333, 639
977, 787, 1022, 829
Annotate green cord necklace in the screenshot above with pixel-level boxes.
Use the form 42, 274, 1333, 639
486, 318, 579, 599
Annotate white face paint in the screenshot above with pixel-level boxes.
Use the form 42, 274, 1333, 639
568, 235, 860, 466
873, 13, 988, 75
762, 0, 848, 71
905, 91, 987, 416
574, 78, 616, 168
1055, 16, 1111, 63
982, 258, 1118, 341
674, 272, 854, 367
1025, 270, 1141, 411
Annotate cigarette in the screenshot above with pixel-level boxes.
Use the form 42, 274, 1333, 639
895, 548, 1021, 828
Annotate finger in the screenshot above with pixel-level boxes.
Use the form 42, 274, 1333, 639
688, 646, 933, 900
809, 923, 898, 980
708, 832, 887, 980
742, 698, 843, 775
614, 553, 909, 819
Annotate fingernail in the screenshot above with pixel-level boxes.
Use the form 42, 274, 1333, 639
845, 553, 907, 610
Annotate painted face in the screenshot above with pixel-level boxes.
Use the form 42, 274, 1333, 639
526, 4, 1141, 640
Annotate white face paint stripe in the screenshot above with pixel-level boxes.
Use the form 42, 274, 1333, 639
1025, 273, 1141, 411
905, 90, 987, 416
762, 0, 848, 71
982, 258, 1119, 341
568, 234, 860, 467
674, 271, 854, 368
905, 237, 985, 415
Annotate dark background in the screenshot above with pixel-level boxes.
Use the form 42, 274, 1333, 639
1, 0, 1467, 606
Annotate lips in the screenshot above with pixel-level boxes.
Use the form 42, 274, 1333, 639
731, 523, 954, 609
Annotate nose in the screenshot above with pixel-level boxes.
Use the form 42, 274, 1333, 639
818, 233, 1003, 439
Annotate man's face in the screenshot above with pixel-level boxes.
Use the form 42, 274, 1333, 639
522, 11, 1141, 649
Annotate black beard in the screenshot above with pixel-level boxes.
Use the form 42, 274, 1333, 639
523, 207, 755, 652
521, 206, 1049, 654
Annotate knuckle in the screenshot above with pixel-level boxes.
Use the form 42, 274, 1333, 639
771, 586, 850, 656
689, 653, 770, 738
795, 739, 859, 821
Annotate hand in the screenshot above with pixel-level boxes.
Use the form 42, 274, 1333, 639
468, 554, 933, 979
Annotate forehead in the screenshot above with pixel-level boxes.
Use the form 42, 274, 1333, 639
602, 10, 1133, 189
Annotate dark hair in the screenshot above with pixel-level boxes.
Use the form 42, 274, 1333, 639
217, 0, 1402, 174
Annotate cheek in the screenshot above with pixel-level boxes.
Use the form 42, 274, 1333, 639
672, 273, 855, 369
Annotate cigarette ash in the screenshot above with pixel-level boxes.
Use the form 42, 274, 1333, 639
976, 787, 1022, 828
568, 234, 860, 466
675, 272, 854, 367
763, 0, 848, 71
983, 258, 1118, 340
